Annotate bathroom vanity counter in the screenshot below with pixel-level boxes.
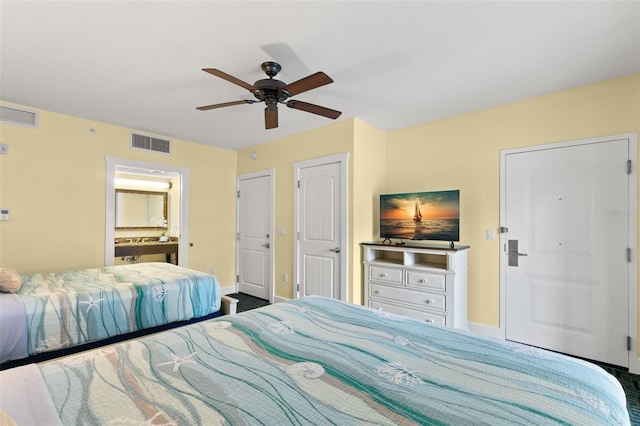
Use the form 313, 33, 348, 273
115, 238, 178, 264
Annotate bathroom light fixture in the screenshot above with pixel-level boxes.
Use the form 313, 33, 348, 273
114, 178, 171, 189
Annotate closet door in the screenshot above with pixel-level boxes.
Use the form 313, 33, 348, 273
237, 171, 273, 301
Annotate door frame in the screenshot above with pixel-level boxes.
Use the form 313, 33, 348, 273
499, 132, 638, 372
235, 169, 275, 303
293, 153, 349, 301
105, 157, 190, 267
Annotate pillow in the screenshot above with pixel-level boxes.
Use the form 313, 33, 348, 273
0, 410, 17, 426
0, 265, 22, 293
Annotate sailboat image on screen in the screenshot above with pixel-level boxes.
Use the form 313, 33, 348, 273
380, 190, 460, 245
413, 200, 422, 222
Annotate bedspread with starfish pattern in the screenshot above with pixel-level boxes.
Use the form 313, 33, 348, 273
5, 296, 629, 425
15, 262, 220, 357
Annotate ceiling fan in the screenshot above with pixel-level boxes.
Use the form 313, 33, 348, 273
197, 61, 342, 129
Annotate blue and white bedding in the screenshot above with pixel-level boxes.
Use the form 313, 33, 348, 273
0, 297, 629, 425
0, 262, 220, 363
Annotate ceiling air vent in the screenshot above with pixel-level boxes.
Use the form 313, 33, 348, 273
0, 106, 39, 128
130, 132, 171, 154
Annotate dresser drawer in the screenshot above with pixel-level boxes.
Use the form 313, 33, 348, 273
369, 283, 446, 313
369, 300, 446, 326
368, 265, 403, 284
406, 271, 446, 291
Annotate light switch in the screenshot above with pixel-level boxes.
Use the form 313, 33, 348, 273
277, 227, 285, 235
0, 209, 9, 221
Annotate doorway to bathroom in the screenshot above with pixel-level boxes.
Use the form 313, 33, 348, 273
104, 157, 190, 267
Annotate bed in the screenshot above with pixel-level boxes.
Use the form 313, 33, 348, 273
0, 296, 629, 425
0, 262, 221, 365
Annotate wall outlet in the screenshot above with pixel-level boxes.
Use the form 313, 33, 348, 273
282, 273, 288, 282
0, 144, 8, 155
209, 268, 214, 276
486, 229, 495, 240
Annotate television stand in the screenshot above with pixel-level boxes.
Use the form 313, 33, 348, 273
362, 241, 469, 329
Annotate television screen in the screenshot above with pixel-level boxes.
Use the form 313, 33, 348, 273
380, 190, 460, 242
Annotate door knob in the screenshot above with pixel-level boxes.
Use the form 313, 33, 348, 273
329, 247, 341, 253
261, 243, 270, 248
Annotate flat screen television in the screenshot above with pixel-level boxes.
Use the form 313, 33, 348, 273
380, 190, 460, 244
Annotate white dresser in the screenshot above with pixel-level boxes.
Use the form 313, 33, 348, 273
362, 242, 469, 329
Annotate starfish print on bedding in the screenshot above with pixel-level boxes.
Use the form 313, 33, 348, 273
151, 284, 168, 303
267, 321, 295, 335
107, 410, 178, 426
156, 352, 198, 372
79, 295, 104, 313
35, 338, 67, 353
376, 361, 423, 386
66, 347, 116, 365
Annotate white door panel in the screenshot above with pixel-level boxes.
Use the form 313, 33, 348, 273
295, 154, 348, 301
304, 255, 336, 298
505, 139, 630, 366
299, 162, 341, 298
237, 172, 273, 301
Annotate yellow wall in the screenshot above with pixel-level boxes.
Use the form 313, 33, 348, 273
1, 73, 638, 330
0, 103, 238, 287
237, 119, 356, 300
386, 73, 640, 327
352, 119, 388, 304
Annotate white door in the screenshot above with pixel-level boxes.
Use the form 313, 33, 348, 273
294, 154, 348, 301
504, 138, 632, 367
237, 171, 274, 301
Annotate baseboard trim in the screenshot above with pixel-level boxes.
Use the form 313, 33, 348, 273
273, 296, 290, 304
220, 285, 236, 295
467, 321, 503, 340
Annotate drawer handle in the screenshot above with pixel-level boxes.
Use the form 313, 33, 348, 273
379, 273, 387, 278
425, 299, 434, 304
419, 278, 427, 283
425, 319, 433, 324
374, 290, 382, 294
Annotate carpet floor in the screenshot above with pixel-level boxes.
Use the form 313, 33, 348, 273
226, 292, 270, 313
591, 362, 640, 425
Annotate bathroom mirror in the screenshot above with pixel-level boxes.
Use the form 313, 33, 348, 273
115, 189, 168, 230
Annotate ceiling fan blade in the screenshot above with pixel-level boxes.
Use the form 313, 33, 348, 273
196, 100, 256, 111
265, 107, 278, 129
282, 72, 333, 96
202, 69, 257, 92
286, 100, 342, 119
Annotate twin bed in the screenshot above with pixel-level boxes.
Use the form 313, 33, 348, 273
0, 295, 630, 425
0, 262, 222, 365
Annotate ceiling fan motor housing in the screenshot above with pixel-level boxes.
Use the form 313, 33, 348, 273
253, 78, 289, 104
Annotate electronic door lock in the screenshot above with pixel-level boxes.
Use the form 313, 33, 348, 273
508, 240, 527, 266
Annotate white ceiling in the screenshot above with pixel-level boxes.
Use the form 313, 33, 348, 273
1, 1, 638, 151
